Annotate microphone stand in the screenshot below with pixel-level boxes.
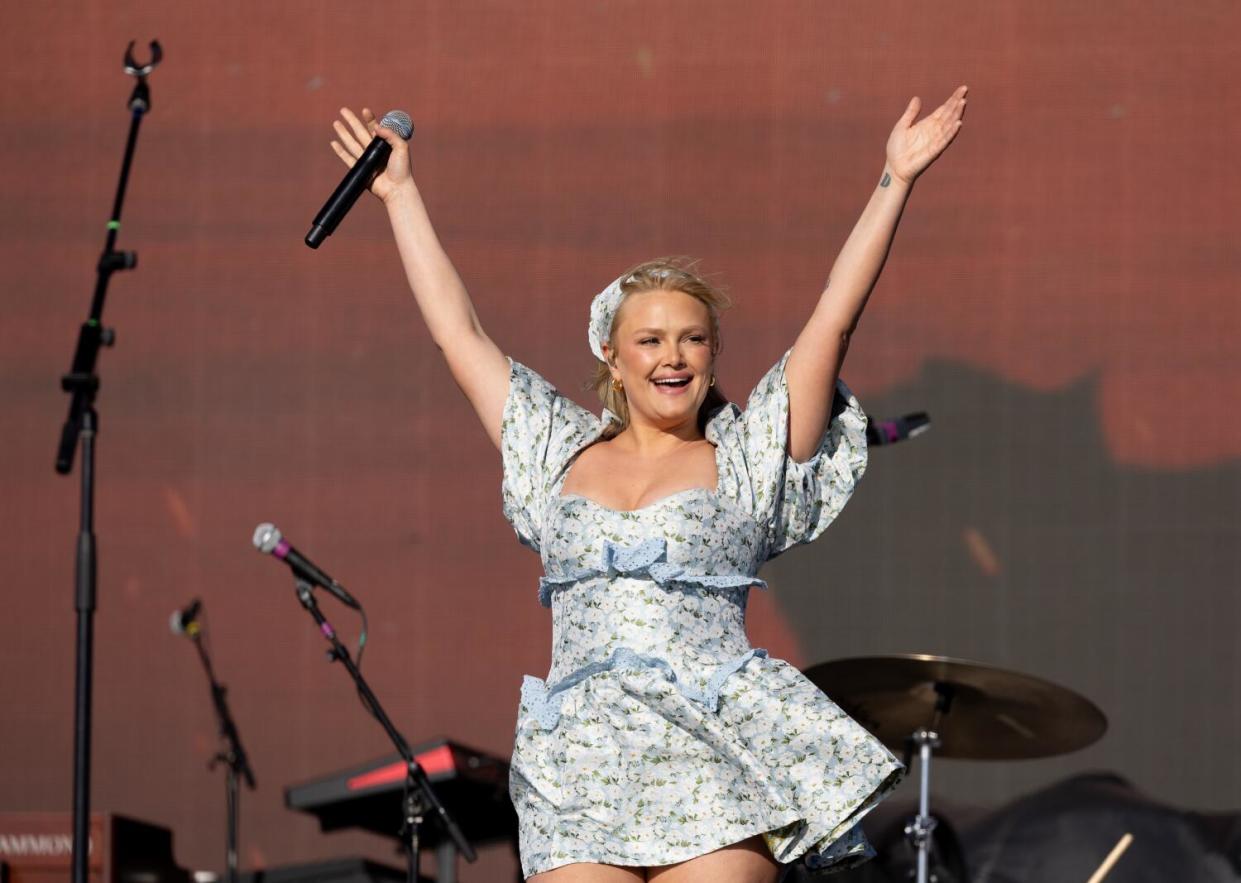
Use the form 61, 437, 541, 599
55, 40, 162, 883
185, 617, 256, 883
291, 579, 475, 883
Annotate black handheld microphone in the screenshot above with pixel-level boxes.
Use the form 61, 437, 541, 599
170, 598, 203, 637
252, 523, 361, 610
865, 412, 931, 447
305, 109, 414, 248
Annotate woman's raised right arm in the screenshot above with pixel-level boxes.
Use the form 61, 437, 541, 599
331, 107, 510, 449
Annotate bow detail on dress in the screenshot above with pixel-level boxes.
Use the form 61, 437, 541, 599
538, 537, 766, 607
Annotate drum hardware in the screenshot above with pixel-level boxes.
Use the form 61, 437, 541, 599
804, 654, 1109, 883
904, 682, 952, 883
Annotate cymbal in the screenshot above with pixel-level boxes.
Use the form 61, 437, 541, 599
802, 654, 1107, 760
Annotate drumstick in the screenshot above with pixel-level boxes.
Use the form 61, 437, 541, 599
1085, 832, 1133, 883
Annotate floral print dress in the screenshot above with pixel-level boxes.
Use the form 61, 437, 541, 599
501, 351, 904, 879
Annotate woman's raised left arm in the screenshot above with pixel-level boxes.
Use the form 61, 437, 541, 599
785, 85, 968, 461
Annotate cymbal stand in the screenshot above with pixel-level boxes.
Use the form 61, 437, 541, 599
904, 682, 954, 883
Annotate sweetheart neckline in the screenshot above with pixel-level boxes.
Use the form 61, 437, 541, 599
555, 430, 725, 516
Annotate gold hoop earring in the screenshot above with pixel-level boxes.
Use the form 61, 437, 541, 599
709, 375, 716, 388
612, 377, 623, 392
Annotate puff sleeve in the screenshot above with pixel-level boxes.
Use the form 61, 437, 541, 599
500, 358, 601, 553
710, 350, 869, 558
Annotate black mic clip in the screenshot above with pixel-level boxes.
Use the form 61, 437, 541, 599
170, 598, 203, 638
98, 251, 138, 274
293, 580, 345, 665
123, 40, 162, 113
124, 40, 162, 78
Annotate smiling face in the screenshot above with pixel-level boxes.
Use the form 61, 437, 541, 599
603, 288, 717, 433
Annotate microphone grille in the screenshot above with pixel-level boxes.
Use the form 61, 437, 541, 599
380, 110, 414, 140
253, 522, 282, 553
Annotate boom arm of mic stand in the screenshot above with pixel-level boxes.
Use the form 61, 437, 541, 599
193, 631, 257, 789
292, 579, 476, 863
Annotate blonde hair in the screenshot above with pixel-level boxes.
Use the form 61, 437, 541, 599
589, 257, 732, 435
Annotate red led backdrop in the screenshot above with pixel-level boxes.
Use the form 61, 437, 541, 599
2, 2, 1238, 880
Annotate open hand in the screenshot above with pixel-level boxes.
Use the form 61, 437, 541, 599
329, 106, 413, 203
886, 86, 967, 185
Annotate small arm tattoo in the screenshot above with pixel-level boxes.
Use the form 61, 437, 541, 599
880, 172, 891, 187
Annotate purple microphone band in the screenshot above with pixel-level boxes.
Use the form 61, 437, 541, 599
274, 538, 291, 560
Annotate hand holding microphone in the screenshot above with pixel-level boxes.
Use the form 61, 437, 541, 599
309, 107, 414, 248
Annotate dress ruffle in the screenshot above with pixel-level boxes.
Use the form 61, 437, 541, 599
511, 655, 902, 877
803, 823, 875, 871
